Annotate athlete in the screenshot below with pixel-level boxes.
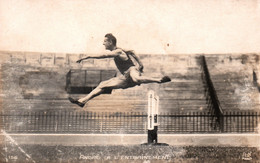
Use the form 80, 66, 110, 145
69, 33, 171, 107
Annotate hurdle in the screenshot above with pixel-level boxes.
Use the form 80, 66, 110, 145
144, 90, 168, 146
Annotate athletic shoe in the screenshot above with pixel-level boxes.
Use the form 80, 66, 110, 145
160, 76, 171, 83
68, 97, 85, 108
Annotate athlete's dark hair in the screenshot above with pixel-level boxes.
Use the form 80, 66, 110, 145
105, 33, 117, 46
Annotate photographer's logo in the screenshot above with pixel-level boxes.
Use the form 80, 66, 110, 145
242, 152, 252, 161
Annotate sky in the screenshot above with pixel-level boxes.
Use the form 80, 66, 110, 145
0, 0, 260, 54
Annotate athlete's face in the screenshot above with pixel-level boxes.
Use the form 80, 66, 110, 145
103, 37, 113, 50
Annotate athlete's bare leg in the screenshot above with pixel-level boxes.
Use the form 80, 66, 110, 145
69, 68, 171, 107
129, 67, 169, 84
78, 77, 126, 104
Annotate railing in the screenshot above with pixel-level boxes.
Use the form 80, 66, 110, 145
199, 55, 224, 131
1, 111, 258, 134
1, 111, 147, 134
223, 111, 259, 133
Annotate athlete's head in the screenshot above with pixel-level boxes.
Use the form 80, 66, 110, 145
103, 33, 117, 50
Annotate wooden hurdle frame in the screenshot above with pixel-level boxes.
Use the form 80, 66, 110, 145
147, 90, 158, 143
146, 90, 168, 145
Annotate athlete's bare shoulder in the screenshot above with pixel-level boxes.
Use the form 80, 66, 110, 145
101, 48, 125, 58
113, 48, 128, 60
111, 48, 126, 56
112, 48, 124, 54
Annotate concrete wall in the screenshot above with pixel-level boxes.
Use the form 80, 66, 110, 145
1, 51, 259, 113
205, 54, 260, 111
0, 51, 198, 69
0, 51, 203, 113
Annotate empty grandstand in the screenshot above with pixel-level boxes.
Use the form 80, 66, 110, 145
0, 51, 259, 134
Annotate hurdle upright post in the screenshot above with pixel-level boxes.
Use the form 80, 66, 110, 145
153, 95, 159, 143
144, 90, 168, 146
147, 90, 154, 131
147, 90, 158, 144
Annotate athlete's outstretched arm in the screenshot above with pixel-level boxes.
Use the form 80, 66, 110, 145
76, 49, 122, 63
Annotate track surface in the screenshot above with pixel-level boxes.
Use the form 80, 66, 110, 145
1, 143, 259, 163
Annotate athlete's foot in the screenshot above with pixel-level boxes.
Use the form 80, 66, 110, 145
68, 97, 85, 108
160, 76, 171, 83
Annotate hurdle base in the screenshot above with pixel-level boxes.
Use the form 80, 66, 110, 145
141, 127, 169, 146
141, 143, 169, 146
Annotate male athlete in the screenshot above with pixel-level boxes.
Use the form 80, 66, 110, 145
69, 33, 171, 107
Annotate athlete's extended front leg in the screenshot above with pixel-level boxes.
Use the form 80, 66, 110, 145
77, 77, 126, 105
78, 84, 105, 104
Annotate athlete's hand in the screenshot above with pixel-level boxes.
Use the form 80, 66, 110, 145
76, 56, 90, 63
76, 59, 83, 63
139, 65, 144, 73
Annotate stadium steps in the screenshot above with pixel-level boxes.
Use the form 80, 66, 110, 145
1, 55, 210, 114
205, 56, 260, 111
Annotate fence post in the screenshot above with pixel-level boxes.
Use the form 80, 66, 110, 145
220, 114, 224, 133
99, 112, 103, 133
256, 112, 258, 133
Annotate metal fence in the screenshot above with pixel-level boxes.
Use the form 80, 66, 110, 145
223, 111, 259, 133
1, 111, 259, 134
